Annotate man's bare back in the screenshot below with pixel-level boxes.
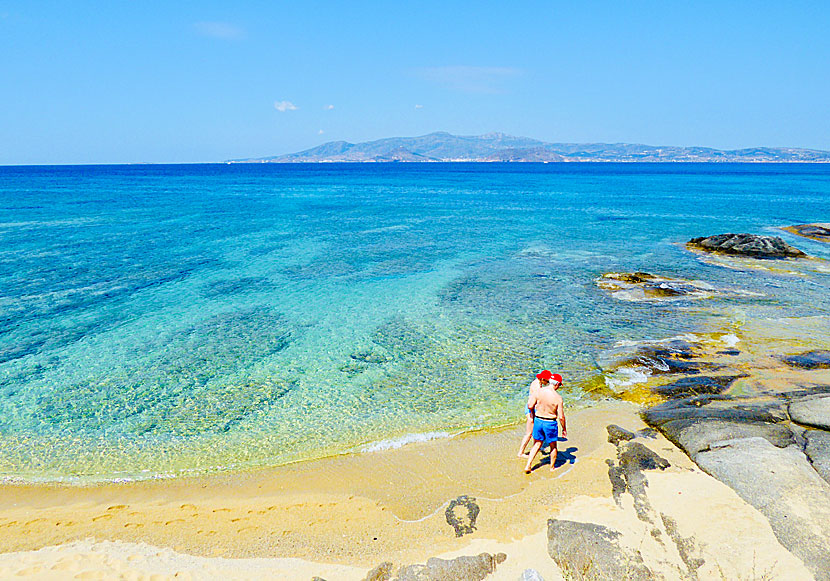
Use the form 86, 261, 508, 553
530, 387, 563, 420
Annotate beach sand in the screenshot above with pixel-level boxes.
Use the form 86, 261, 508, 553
0, 400, 812, 580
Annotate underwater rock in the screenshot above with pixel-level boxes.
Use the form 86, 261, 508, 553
789, 395, 830, 430
597, 272, 720, 301
547, 520, 655, 581
687, 233, 806, 259
782, 350, 830, 370
783, 223, 830, 243
651, 375, 745, 398
395, 553, 506, 581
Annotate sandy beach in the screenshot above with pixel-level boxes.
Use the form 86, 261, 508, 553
0, 397, 815, 580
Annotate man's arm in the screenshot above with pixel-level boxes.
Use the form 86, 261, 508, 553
558, 400, 567, 437
527, 393, 537, 417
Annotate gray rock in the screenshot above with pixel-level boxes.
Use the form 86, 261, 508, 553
395, 553, 506, 581
642, 395, 785, 427
783, 350, 830, 370
789, 395, 830, 430
547, 519, 655, 580
804, 429, 830, 485
651, 375, 745, 398
694, 437, 830, 580
519, 569, 545, 581
688, 233, 806, 258
606, 424, 635, 445
658, 419, 794, 455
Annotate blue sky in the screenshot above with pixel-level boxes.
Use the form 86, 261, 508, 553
1, 1, 829, 163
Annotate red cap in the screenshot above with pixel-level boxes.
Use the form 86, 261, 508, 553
537, 370, 563, 383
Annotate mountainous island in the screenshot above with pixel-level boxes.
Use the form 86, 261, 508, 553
230, 132, 830, 163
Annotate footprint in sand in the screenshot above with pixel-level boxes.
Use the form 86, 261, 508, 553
16, 565, 44, 575
51, 558, 81, 572
180, 504, 197, 511
106, 505, 127, 511
212, 508, 231, 513
91, 514, 113, 522
164, 519, 185, 526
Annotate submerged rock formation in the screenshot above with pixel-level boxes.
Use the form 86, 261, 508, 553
783, 223, 830, 242
687, 233, 806, 258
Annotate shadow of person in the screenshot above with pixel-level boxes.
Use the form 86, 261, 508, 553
530, 446, 578, 472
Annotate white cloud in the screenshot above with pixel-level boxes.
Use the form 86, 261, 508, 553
414, 104, 424, 109
274, 100, 298, 112
193, 21, 245, 40
318, 129, 325, 135
324, 104, 335, 110
418, 66, 522, 93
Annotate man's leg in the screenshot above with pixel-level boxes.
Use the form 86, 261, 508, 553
518, 414, 534, 457
524, 439, 543, 474
549, 441, 558, 471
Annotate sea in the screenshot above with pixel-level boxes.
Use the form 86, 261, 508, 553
1, 162, 829, 482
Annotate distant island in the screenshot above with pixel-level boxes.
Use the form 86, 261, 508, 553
230, 132, 830, 163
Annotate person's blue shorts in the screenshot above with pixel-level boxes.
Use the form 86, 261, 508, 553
532, 417, 559, 444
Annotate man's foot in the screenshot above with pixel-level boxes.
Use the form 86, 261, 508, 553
524, 468, 531, 474
518, 452, 530, 458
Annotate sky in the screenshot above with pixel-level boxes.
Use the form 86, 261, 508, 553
1, 1, 829, 164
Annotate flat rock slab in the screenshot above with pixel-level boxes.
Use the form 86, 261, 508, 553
547, 519, 655, 580
804, 429, 830, 485
783, 350, 830, 370
606, 424, 635, 445
658, 418, 794, 455
651, 375, 744, 398
789, 395, 830, 430
688, 233, 806, 258
694, 437, 830, 580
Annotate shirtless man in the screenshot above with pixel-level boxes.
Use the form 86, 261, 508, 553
517, 371, 547, 457
524, 371, 567, 473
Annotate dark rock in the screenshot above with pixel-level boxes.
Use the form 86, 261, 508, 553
804, 429, 830, 485
783, 350, 830, 370
547, 520, 655, 580
395, 553, 506, 581
694, 437, 830, 580
635, 427, 657, 439
606, 424, 635, 445
618, 442, 671, 472
789, 395, 830, 430
688, 233, 806, 259
651, 375, 745, 398
716, 349, 740, 356
445, 495, 479, 537
784, 223, 830, 243
657, 419, 794, 455
364, 562, 394, 581
642, 395, 785, 427
606, 459, 626, 505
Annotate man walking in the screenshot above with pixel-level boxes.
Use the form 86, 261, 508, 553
524, 371, 567, 473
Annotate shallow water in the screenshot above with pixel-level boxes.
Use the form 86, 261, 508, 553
1, 163, 829, 481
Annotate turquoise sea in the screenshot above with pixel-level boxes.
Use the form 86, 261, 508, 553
1, 163, 829, 482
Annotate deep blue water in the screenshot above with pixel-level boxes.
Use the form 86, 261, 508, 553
1, 163, 829, 481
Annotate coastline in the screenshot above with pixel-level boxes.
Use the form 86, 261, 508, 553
0, 399, 813, 579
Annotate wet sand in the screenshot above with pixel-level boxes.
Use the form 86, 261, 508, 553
0, 399, 813, 579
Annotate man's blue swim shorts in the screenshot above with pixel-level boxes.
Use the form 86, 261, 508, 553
532, 417, 559, 444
